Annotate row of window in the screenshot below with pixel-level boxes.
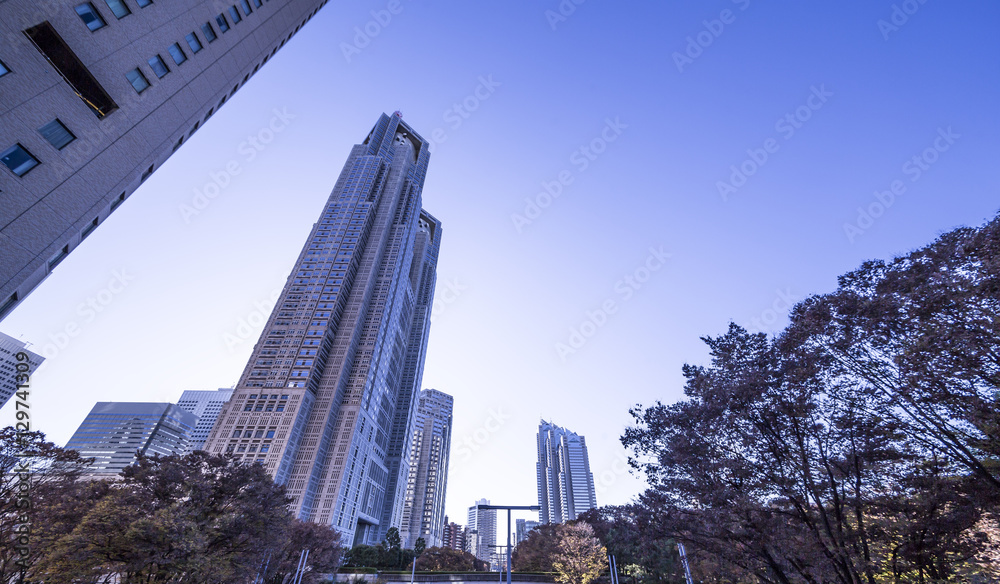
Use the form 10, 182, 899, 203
74, 0, 153, 33
0, 119, 76, 177
232, 428, 276, 439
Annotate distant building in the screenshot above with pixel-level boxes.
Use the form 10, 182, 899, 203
467, 498, 497, 565
400, 389, 453, 547
66, 402, 197, 476
537, 420, 597, 524
176, 388, 234, 452
442, 517, 466, 551
0, 331, 43, 410
516, 518, 540, 544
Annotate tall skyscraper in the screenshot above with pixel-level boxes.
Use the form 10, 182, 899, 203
0, 331, 43, 410
176, 388, 234, 452
399, 389, 453, 547
204, 113, 441, 546
467, 498, 496, 565
0, 0, 328, 321
65, 402, 197, 476
537, 420, 597, 524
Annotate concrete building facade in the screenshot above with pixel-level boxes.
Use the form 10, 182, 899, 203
176, 387, 233, 452
203, 113, 441, 546
65, 401, 197, 476
537, 420, 597, 524
0, 0, 328, 321
399, 388, 453, 548
442, 517, 466, 551
467, 498, 496, 565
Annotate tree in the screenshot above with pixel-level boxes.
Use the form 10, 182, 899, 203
513, 522, 562, 572
413, 546, 485, 571
552, 523, 608, 584
264, 520, 344, 584
414, 536, 426, 557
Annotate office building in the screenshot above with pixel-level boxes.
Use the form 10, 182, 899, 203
176, 388, 234, 452
0, 331, 43, 410
203, 113, 441, 547
399, 389, 453, 547
442, 518, 466, 551
0, 0, 329, 321
65, 402, 197, 476
537, 420, 597, 524
515, 518, 539, 544
467, 498, 496, 565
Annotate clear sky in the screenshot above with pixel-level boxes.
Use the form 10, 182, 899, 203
2, 0, 999, 534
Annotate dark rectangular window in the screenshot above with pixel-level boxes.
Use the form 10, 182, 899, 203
147, 55, 168, 78
125, 67, 149, 92
216, 14, 230, 32
0, 59, 10, 77
82, 217, 99, 239
201, 23, 217, 42
228, 6, 241, 24
23, 23, 118, 117
1, 144, 40, 177
39, 119, 76, 150
110, 192, 125, 210
75, 3, 106, 31
136, 0, 152, 6
240, 0, 252, 16
185, 32, 203, 53
48, 245, 69, 270
167, 43, 186, 65
104, 0, 130, 19
252, 0, 261, 7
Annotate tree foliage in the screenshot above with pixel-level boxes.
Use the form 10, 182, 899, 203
412, 546, 487, 571
552, 523, 608, 584
0, 431, 342, 583
621, 215, 1000, 584
513, 522, 563, 572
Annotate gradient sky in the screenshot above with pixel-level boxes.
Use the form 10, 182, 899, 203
2, 0, 999, 535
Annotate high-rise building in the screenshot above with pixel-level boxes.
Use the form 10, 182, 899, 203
537, 420, 597, 524
0, 0, 328, 321
399, 389, 453, 547
203, 113, 441, 546
65, 402, 197, 476
515, 518, 539, 544
176, 388, 234, 452
467, 498, 496, 565
442, 517, 466, 551
0, 331, 43, 410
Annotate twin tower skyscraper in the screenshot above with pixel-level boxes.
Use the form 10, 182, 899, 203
202, 113, 442, 547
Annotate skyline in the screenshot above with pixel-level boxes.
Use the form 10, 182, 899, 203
1, 0, 998, 527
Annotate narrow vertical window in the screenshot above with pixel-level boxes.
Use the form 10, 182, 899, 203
185, 32, 203, 53
136, 0, 152, 6
74, 3, 107, 31
252, 0, 262, 7
147, 55, 168, 78
215, 14, 230, 32
167, 43, 186, 65
125, 67, 149, 93
38, 119, 76, 150
240, 0, 252, 16
201, 23, 218, 42
228, 6, 242, 24
1, 144, 40, 177
0, 59, 10, 77
104, 0, 131, 19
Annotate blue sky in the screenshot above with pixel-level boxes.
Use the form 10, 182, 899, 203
3, 0, 999, 532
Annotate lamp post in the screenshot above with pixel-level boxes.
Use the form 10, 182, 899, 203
476, 504, 541, 584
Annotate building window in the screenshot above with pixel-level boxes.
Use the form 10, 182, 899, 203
216, 14, 230, 32
167, 43, 186, 65
228, 6, 241, 24
265, 430, 275, 438
201, 22, 217, 42
136, 0, 152, 6
48, 245, 69, 270
252, 0, 261, 7
147, 55, 168, 78
104, 0, 131, 19
0, 59, 9, 77
125, 67, 149, 93
74, 3, 107, 31
240, 0, 252, 16
1, 144, 40, 177
260, 445, 269, 453
82, 217, 99, 239
185, 32, 203, 53
38, 119, 76, 150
